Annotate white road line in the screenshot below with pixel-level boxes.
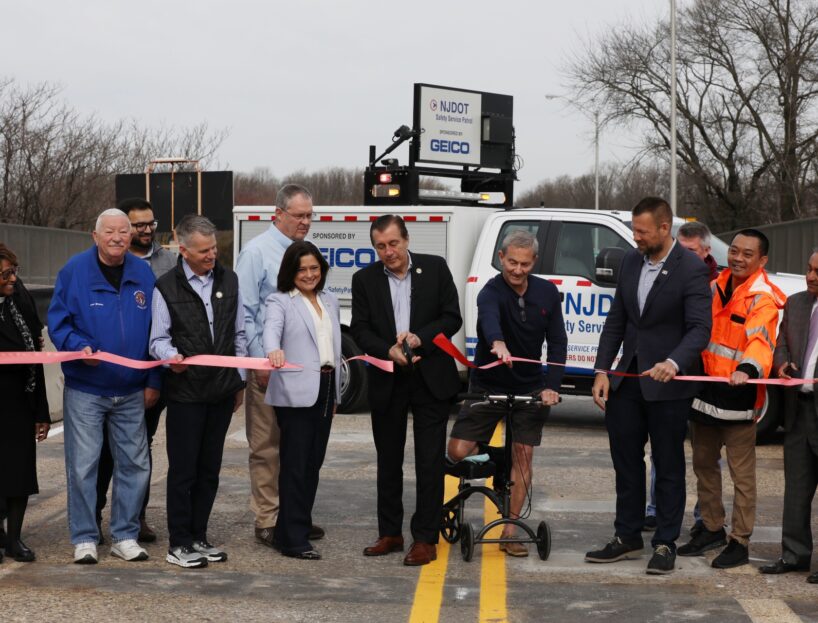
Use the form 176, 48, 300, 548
738, 598, 803, 623
47, 424, 64, 438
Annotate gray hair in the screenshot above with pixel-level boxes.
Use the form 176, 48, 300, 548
95, 208, 129, 232
275, 183, 313, 211
677, 221, 712, 249
175, 214, 216, 247
500, 229, 539, 255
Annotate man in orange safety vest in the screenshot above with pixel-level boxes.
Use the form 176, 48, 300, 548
677, 229, 786, 569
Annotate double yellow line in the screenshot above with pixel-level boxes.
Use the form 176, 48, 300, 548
408, 425, 508, 623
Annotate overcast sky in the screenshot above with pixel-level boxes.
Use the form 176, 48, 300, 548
1, 0, 669, 195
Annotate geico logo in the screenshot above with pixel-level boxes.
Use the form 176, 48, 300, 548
430, 139, 470, 154
319, 247, 377, 268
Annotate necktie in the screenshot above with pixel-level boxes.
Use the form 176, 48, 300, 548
803, 304, 818, 379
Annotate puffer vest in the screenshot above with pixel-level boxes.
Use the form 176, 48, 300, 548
156, 259, 244, 404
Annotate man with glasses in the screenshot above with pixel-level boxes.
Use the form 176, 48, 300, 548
235, 183, 325, 547
447, 229, 566, 557
93, 198, 177, 545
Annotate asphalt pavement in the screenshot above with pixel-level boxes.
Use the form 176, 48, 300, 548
1, 396, 816, 623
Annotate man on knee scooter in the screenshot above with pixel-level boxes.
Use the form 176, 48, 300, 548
448, 230, 567, 557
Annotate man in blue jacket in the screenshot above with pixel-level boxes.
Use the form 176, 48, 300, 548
48, 208, 160, 565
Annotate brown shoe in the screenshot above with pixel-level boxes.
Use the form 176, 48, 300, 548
137, 519, 157, 543
403, 542, 437, 566
363, 535, 404, 557
255, 527, 276, 548
499, 541, 529, 557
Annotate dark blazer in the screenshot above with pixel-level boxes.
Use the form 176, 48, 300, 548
350, 253, 462, 412
594, 243, 712, 401
0, 279, 50, 497
773, 290, 814, 432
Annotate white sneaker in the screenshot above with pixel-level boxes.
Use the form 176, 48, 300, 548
73, 542, 98, 564
111, 539, 149, 561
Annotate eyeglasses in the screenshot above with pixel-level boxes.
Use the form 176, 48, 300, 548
282, 210, 313, 223
0, 266, 20, 281
131, 220, 159, 231
517, 296, 527, 322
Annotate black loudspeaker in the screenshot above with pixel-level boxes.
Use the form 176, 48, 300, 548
115, 171, 234, 231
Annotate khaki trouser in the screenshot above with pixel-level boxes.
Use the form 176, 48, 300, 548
691, 420, 756, 546
245, 369, 280, 529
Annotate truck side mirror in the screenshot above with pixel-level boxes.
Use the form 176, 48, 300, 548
595, 247, 626, 285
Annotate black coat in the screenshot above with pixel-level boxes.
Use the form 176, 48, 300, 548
350, 253, 462, 412
0, 279, 50, 496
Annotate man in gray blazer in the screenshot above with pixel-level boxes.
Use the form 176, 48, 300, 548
762, 250, 818, 583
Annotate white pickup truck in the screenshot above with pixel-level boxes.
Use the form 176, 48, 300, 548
233, 205, 803, 439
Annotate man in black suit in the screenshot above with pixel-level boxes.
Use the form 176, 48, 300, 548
351, 215, 462, 566
761, 250, 818, 583
585, 197, 712, 575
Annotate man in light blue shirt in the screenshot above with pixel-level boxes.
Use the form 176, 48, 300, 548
234, 183, 323, 547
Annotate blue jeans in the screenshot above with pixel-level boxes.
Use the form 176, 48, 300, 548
63, 387, 149, 545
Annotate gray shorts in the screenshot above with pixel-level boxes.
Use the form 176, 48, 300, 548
450, 384, 548, 447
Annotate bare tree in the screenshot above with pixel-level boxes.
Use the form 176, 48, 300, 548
0, 78, 228, 229
566, 0, 818, 229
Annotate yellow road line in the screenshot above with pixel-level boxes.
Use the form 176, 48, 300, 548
408, 474, 459, 623
480, 423, 508, 623
737, 598, 803, 623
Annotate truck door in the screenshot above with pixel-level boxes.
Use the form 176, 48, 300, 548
540, 219, 631, 391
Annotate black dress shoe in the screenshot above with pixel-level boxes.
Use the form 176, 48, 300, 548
759, 559, 809, 574
6, 540, 35, 562
807, 572, 818, 584
309, 524, 325, 541
283, 548, 321, 560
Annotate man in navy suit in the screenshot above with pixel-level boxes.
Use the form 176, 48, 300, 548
584, 197, 712, 575
351, 215, 462, 566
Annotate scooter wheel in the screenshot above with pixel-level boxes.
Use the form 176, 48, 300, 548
536, 520, 551, 561
441, 507, 461, 543
461, 523, 475, 562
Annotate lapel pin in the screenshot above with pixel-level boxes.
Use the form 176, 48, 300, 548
661, 270, 668, 275
416, 267, 422, 274
215, 291, 223, 299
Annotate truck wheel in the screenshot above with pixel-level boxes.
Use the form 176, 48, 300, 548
756, 386, 781, 444
338, 332, 369, 414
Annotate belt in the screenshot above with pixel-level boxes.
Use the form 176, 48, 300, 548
320, 366, 335, 373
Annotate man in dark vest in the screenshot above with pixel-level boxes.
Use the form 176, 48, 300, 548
149, 215, 247, 569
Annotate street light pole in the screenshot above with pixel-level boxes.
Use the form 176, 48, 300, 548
544, 94, 600, 210
670, 0, 678, 215
594, 110, 600, 211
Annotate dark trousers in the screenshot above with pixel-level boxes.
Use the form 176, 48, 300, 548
781, 397, 818, 566
606, 376, 690, 549
97, 398, 165, 522
165, 397, 233, 548
371, 372, 449, 544
274, 370, 335, 554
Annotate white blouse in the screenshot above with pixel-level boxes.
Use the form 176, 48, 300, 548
292, 290, 335, 368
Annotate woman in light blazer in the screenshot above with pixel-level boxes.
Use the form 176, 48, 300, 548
263, 241, 341, 560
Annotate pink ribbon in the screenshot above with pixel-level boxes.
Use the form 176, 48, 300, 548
431, 333, 818, 386
347, 354, 394, 373
0, 350, 301, 371
0, 350, 395, 373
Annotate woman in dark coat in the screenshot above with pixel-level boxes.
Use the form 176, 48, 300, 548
0, 243, 50, 562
